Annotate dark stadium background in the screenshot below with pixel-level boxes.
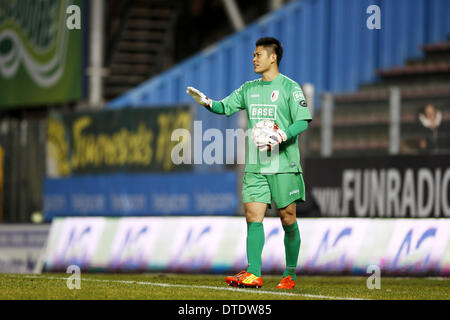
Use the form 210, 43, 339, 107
0, 0, 449, 297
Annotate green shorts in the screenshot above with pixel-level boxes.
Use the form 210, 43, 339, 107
242, 172, 306, 209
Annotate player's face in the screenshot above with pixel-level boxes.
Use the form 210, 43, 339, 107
253, 46, 276, 74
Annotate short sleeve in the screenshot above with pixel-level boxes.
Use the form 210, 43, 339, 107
289, 84, 312, 122
221, 84, 246, 116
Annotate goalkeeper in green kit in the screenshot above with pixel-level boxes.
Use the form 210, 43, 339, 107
187, 37, 311, 289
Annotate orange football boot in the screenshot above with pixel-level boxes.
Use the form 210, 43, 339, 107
276, 275, 296, 289
239, 272, 263, 288
225, 271, 247, 287
225, 271, 263, 288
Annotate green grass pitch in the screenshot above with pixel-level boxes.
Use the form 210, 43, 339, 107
0, 273, 448, 300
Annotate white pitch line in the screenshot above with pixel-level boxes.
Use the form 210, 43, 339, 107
15, 274, 369, 300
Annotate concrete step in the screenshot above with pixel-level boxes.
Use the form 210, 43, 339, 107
127, 19, 172, 31
376, 62, 450, 78
108, 63, 157, 76
112, 52, 157, 64
121, 30, 165, 42
358, 81, 450, 94
104, 74, 149, 85
128, 7, 172, 19
422, 40, 450, 54
117, 41, 163, 53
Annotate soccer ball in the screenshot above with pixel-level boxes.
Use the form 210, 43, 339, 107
251, 119, 279, 147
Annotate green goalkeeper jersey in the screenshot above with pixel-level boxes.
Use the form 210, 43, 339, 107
220, 73, 312, 174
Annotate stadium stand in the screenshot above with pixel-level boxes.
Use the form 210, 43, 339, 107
104, 0, 180, 100
103, 0, 269, 101
307, 37, 450, 156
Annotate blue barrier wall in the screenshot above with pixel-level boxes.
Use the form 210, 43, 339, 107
107, 0, 450, 110
43, 172, 238, 220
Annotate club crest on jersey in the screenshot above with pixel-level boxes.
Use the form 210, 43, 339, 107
271, 90, 279, 102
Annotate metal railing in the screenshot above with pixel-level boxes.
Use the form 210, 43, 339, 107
315, 87, 450, 157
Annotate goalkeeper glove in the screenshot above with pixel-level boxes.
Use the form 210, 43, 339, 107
257, 126, 287, 152
186, 86, 212, 108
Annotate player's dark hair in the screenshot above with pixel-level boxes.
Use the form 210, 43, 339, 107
255, 37, 283, 66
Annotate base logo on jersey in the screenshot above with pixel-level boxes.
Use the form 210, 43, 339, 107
249, 104, 277, 120
271, 90, 279, 102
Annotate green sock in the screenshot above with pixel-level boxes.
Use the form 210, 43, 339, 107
246, 222, 265, 277
282, 221, 301, 280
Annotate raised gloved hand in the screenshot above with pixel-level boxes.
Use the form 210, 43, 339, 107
186, 86, 212, 108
